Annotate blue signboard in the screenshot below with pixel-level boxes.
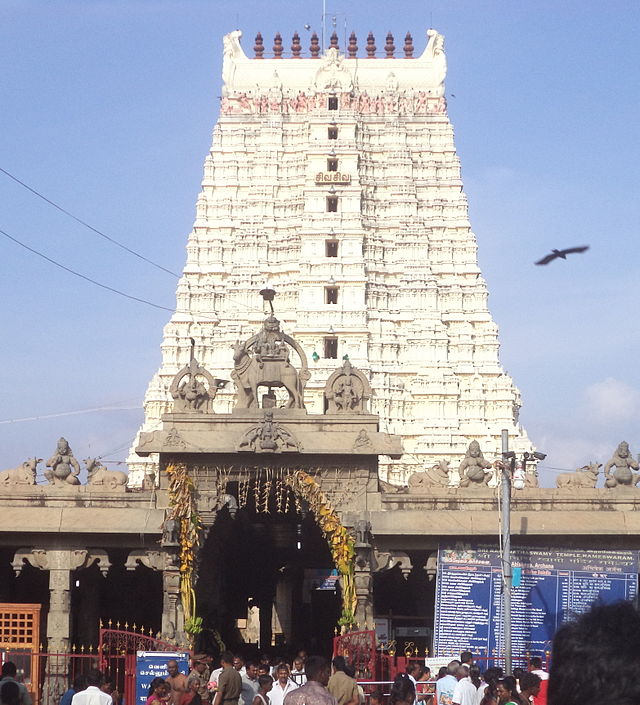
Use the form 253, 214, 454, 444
433, 545, 638, 658
136, 651, 189, 705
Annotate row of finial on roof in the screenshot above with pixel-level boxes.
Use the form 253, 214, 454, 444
253, 31, 415, 59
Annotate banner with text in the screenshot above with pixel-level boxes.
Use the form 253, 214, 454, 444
433, 545, 638, 657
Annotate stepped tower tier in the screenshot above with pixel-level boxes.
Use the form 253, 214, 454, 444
127, 29, 534, 486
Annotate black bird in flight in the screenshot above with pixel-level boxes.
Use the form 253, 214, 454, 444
535, 246, 590, 266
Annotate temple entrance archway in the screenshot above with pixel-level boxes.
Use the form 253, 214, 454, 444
195, 496, 341, 655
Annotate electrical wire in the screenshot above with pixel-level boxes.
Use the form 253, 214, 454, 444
0, 166, 180, 278
0, 168, 275, 317
0, 226, 225, 324
0, 227, 177, 313
0, 403, 140, 425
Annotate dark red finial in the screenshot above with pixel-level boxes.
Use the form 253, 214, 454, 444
385, 31, 395, 58
404, 32, 414, 58
330, 31, 339, 50
273, 32, 283, 58
310, 32, 320, 58
366, 31, 376, 58
291, 31, 302, 57
348, 31, 358, 58
254, 32, 264, 59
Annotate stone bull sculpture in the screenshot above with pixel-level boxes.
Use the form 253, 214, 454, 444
85, 458, 128, 489
556, 462, 601, 489
0, 457, 40, 486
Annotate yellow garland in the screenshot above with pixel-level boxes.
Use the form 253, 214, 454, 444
166, 463, 202, 643
286, 470, 357, 631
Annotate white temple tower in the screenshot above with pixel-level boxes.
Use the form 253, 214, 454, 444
128, 28, 533, 485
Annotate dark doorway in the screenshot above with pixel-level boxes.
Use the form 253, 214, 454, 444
195, 495, 339, 657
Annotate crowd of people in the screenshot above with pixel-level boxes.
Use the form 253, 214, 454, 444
143, 652, 363, 705
3, 601, 637, 705
423, 652, 547, 705
141, 653, 355, 705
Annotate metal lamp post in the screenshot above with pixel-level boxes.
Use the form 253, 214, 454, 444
500, 430, 546, 675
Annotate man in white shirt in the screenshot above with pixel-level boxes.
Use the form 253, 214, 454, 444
451, 667, 476, 705
406, 663, 425, 705
268, 664, 298, 705
71, 670, 112, 705
528, 657, 549, 681
436, 662, 459, 705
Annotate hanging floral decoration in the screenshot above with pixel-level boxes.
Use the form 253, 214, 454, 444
286, 469, 357, 631
166, 462, 202, 641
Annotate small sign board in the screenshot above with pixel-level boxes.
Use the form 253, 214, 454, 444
136, 651, 189, 705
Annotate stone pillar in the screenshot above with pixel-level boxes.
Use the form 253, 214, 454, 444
125, 548, 183, 642
352, 521, 374, 629
12, 548, 110, 705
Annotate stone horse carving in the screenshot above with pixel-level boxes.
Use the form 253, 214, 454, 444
604, 441, 640, 488
231, 315, 310, 409
0, 457, 40, 486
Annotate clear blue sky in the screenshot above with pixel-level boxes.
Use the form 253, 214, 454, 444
1, 1, 638, 486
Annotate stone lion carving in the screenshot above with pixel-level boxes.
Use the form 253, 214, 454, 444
85, 458, 128, 490
556, 462, 601, 489
604, 441, 640, 488
458, 441, 492, 487
0, 457, 40, 486
408, 460, 451, 491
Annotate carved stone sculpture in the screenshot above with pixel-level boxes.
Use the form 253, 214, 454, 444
45, 438, 81, 486
170, 338, 221, 413
324, 359, 372, 414
161, 517, 180, 547
604, 441, 640, 488
556, 462, 601, 489
237, 410, 301, 453
458, 441, 492, 487
84, 458, 128, 490
408, 460, 451, 491
353, 429, 374, 452
0, 457, 40, 486
232, 315, 310, 409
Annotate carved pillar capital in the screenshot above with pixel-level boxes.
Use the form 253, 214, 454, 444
373, 550, 412, 578
12, 547, 109, 660
125, 549, 178, 572
12, 547, 111, 576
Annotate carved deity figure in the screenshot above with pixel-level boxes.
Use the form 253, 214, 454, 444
237, 410, 300, 453
458, 440, 492, 487
324, 359, 371, 414
170, 340, 220, 413
604, 441, 640, 488
232, 315, 309, 409
408, 460, 451, 491
334, 375, 359, 411
45, 437, 81, 485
